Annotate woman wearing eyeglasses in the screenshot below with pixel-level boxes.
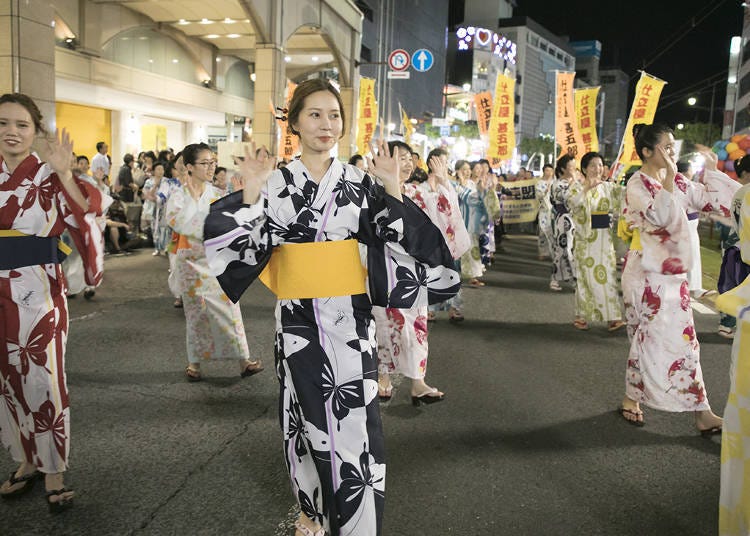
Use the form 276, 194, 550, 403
165, 143, 263, 382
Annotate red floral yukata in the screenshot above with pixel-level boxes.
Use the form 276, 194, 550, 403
0, 153, 106, 473
621, 170, 736, 412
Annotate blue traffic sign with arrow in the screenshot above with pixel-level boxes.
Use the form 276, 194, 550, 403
412, 48, 434, 72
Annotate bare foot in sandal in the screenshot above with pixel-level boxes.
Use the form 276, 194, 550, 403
620, 397, 644, 426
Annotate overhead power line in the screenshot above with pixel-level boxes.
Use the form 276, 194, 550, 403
630, 0, 730, 80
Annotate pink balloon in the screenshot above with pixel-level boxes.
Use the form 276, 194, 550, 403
746, 147, 750, 154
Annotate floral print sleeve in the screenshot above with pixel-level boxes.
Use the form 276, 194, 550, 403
203, 162, 460, 307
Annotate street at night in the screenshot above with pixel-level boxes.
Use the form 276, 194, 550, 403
0, 236, 731, 535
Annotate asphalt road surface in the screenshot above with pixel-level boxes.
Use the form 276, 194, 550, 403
1, 235, 732, 536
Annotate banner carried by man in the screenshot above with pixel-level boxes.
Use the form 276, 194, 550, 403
574, 86, 600, 154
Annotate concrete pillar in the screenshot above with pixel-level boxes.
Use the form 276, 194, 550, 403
0, 0, 56, 131
253, 44, 285, 153
339, 86, 356, 159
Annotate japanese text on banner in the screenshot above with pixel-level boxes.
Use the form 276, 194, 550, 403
474, 91, 493, 136
555, 72, 585, 159
487, 74, 515, 162
498, 178, 539, 223
357, 78, 378, 155
277, 81, 299, 160
617, 72, 666, 172
574, 86, 600, 153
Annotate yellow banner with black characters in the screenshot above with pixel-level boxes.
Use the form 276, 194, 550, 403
574, 86, 600, 154
474, 91, 493, 136
487, 73, 515, 162
555, 71, 584, 159
357, 78, 378, 155
613, 72, 667, 177
497, 178, 539, 223
278, 80, 299, 161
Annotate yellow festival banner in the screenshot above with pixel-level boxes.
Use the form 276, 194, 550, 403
401, 105, 414, 144
574, 86, 600, 153
357, 78, 378, 155
613, 72, 667, 175
278, 81, 299, 161
487, 73, 515, 164
555, 71, 584, 159
497, 178, 540, 223
474, 91, 493, 136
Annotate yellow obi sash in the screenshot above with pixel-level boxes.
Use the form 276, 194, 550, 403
258, 239, 368, 299
615, 218, 642, 251
630, 229, 642, 251
0, 229, 72, 255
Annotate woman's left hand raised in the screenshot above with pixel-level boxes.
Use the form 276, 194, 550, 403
43, 128, 74, 181
367, 137, 402, 200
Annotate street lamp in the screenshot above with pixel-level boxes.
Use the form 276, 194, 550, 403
687, 97, 697, 106
677, 123, 684, 130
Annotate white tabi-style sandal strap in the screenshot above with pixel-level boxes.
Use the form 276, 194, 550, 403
294, 521, 326, 536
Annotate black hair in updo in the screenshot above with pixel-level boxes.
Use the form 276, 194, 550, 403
632, 123, 673, 161
736, 154, 750, 176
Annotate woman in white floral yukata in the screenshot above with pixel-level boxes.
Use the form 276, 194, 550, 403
373, 142, 469, 405
568, 151, 625, 331
618, 123, 737, 431
165, 142, 263, 382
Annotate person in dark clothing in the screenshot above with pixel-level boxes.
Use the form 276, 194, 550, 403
117, 154, 136, 202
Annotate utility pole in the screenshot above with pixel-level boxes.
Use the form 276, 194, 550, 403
708, 81, 716, 145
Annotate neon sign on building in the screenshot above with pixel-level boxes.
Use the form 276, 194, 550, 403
456, 27, 517, 64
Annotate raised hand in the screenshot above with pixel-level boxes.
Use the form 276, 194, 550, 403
658, 145, 677, 192
695, 144, 718, 172
230, 174, 243, 193
43, 128, 74, 180
428, 155, 449, 184
236, 141, 276, 204
366, 137, 401, 199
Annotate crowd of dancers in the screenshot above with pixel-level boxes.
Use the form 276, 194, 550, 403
1, 82, 749, 535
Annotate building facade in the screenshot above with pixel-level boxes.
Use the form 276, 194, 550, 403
0, 0, 363, 161
729, 7, 750, 134
357, 0, 450, 137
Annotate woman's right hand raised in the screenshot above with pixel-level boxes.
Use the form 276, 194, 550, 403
236, 141, 275, 204
658, 145, 677, 192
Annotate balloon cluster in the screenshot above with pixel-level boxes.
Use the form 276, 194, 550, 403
712, 134, 750, 180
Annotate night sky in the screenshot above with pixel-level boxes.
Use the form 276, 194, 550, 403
513, 0, 744, 127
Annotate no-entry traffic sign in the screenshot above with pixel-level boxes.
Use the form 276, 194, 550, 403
388, 49, 410, 71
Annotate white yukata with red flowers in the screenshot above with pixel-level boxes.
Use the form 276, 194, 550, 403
622, 170, 737, 411
373, 181, 468, 379
0, 153, 107, 473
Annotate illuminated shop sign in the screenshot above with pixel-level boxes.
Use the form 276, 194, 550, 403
456, 26, 517, 64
